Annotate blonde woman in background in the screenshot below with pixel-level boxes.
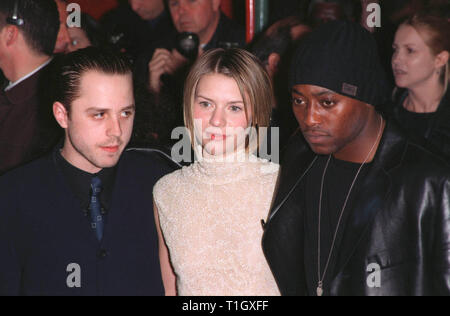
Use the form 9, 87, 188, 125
390, 12, 450, 159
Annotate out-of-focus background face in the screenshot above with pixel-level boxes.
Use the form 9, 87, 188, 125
67, 27, 92, 52
54, 0, 71, 53
129, 0, 164, 21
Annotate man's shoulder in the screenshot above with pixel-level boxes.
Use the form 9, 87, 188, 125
377, 121, 449, 179
121, 147, 181, 175
0, 154, 54, 199
280, 131, 312, 165
400, 142, 450, 178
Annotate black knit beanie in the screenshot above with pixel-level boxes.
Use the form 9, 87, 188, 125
290, 21, 388, 107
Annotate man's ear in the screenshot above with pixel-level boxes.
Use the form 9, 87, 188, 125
435, 50, 449, 69
267, 52, 281, 76
4, 25, 19, 47
53, 102, 69, 129
212, 0, 222, 12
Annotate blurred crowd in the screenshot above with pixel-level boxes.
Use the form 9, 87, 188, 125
0, 0, 449, 175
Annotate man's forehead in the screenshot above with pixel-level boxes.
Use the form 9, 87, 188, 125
77, 71, 132, 97
313, 2, 342, 12
292, 84, 335, 94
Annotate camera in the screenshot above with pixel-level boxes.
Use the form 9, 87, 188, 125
175, 32, 199, 61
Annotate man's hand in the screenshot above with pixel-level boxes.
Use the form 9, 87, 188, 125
148, 48, 188, 93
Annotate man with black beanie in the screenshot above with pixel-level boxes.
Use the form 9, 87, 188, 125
262, 21, 450, 296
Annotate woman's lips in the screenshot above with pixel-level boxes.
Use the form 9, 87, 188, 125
210, 134, 227, 141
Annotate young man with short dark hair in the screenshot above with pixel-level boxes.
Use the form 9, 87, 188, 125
0, 47, 177, 295
262, 21, 450, 296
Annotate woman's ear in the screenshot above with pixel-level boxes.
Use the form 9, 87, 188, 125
267, 53, 281, 77
435, 50, 449, 69
53, 102, 69, 129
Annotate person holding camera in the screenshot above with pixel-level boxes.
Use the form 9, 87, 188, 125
132, 0, 245, 148
145, 0, 245, 94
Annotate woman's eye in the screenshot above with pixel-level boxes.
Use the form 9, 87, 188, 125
199, 101, 211, 108
229, 105, 242, 112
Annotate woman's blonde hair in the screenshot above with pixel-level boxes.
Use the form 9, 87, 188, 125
183, 48, 274, 153
403, 13, 450, 92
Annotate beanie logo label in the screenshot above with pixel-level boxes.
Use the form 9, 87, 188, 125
342, 83, 358, 97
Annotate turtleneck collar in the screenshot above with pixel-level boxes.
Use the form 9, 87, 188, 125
184, 148, 274, 185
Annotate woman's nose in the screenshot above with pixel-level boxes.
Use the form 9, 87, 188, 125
209, 109, 225, 127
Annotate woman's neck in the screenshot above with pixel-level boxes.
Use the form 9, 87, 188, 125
405, 77, 445, 113
197, 147, 253, 164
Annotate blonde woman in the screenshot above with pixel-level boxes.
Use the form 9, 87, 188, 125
153, 48, 280, 296
391, 13, 450, 159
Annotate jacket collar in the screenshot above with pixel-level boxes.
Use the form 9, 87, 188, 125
265, 131, 317, 225
268, 120, 408, 219
330, 121, 409, 280
3, 63, 49, 105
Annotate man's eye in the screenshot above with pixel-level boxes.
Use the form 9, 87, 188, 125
121, 111, 133, 118
93, 113, 104, 119
292, 98, 304, 106
321, 100, 335, 107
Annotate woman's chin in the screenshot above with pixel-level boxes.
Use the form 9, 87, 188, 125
203, 140, 240, 157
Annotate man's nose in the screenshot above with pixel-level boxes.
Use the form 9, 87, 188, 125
107, 117, 123, 138
176, 1, 188, 15
58, 25, 71, 49
303, 103, 321, 127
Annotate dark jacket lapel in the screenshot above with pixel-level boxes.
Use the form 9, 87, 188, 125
265, 133, 317, 226
331, 121, 408, 283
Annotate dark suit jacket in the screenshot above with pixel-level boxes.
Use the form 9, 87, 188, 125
262, 121, 450, 296
0, 61, 62, 175
0, 147, 178, 296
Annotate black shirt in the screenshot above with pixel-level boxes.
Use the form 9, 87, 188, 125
302, 155, 371, 296
389, 89, 450, 160
202, 13, 246, 51
55, 150, 117, 216
395, 94, 437, 144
